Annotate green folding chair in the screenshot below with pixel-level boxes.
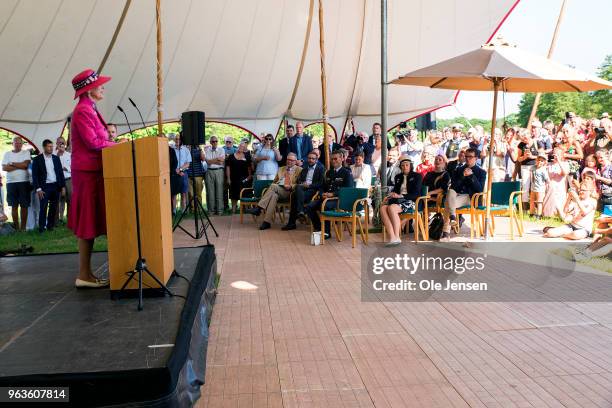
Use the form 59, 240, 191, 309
318, 187, 370, 248
472, 181, 524, 239
239, 179, 273, 223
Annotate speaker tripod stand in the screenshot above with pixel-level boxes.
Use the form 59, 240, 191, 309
172, 148, 218, 244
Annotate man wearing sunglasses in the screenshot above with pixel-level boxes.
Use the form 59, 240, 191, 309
442, 147, 486, 240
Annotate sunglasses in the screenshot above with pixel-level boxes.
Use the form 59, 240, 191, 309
211, 140, 218, 143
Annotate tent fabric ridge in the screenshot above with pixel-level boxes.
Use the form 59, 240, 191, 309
97, 0, 132, 74
344, 0, 368, 124
37, 0, 100, 125
144, 0, 194, 122
0, 0, 64, 120
109, 14, 157, 124
187, 0, 231, 111
254, 0, 288, 119
0, 1, 20, 41
221, 0, 264, 118
287, 0, 315, 113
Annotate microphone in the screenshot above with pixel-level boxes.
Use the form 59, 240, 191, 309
117, 105, 135, 142
128, 97, 152, 137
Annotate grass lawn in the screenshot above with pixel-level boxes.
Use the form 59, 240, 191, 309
552, 247, 612, 274
0, 225, 107, 255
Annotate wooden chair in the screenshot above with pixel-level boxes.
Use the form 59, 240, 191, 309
382, 186, 430, 242
317, 188, 370, 248
471, 181, 524, 239
239, 179, 273, 223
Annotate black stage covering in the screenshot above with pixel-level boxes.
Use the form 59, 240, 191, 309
0, 246, 217, 407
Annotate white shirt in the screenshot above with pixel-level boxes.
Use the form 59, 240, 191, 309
57, 151, 71, 179
205, 147, 226, 169
2, 149, 31, 183
174, 146, 192, 170
305, 165, 316, 186
351, 164, 372, 188
43, 154, 57, 184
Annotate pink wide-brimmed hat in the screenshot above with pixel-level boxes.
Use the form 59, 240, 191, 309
71, 69, 111, 99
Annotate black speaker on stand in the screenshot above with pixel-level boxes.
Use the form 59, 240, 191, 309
415, 112, 437, 132
172, 111, 218, 242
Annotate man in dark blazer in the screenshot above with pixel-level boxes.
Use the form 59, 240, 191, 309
318, 133, 342, 166
278, 124, 294, 167
282, 150, 325, 230
288, 121, 313, 167
442, 147, 487, 239
305, 151, 354, 237
32, 139, 66, 232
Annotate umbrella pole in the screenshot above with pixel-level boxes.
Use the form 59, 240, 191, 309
380, 0, 388, 187
155, 0, 163, 136
317, 0, 330, 170
483, 79, 500, 239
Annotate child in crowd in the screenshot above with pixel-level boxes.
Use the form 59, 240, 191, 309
529, 153, 549, 219
543, 181, 598, 240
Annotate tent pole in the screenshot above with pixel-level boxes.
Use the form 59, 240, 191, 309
483, 78, 500, 239
527, 0, 568, 130
155, 0, 163, 136
380, 0, 388, 187
317, 0, 330, 170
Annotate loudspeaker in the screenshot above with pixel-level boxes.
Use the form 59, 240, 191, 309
415, 112, 436, 131
181, 111, 205, 145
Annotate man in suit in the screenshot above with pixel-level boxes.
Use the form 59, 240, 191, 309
278, 124, 294, 167
305, 151, 354, 238
282, 151, 325, 230
289, 121, 313, 167
31, 139, 66, 232
246, 153, 302, 230
318, 133, 342, 166
442, 147, 486, 239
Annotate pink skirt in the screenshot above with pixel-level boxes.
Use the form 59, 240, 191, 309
68, 170, 107, 240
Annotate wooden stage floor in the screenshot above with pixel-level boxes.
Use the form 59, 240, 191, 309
174, 215, 612, 408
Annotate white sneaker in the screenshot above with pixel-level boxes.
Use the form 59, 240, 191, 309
385, 239, 402, 247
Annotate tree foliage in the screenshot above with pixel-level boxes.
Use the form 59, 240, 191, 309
516, 55, 612, 126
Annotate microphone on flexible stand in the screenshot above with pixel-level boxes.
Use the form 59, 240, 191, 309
128, 97, 152, 137
117, 105, 135, 142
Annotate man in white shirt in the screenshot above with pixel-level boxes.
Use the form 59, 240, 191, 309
55, 136, 71, 223
1, 137, 31, 230
204, 135, 227, 215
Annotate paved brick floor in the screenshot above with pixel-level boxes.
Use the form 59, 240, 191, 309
176, 214, 612, 407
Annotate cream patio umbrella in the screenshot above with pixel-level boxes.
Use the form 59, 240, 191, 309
391, 36, 612, 238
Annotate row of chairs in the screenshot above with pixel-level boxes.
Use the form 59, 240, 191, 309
238, 179, 525, 247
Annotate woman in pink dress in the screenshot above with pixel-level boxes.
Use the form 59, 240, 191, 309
68, 69, 116, 288
542, 147, 569, 218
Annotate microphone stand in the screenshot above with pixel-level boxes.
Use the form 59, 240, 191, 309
128, 97, 153, 137
116, 105, 173, 310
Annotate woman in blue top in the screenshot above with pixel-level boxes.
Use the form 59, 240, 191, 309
254, 134, 281, 180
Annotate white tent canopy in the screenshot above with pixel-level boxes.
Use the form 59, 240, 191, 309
0, 0, 517, 148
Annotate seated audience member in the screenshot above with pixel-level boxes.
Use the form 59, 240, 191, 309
318, 133, 342, 166
31, 139, 66, 232
246, 153, 302, 230
350, 151, 372, 188
2, 136, 31, 230
442, 148, 486, 239
380, 158, 423, 246
423, 154, 450, 203
544, 182, 597, 240
529, 153, 550, 220
447, 148, 466, 175
305, 151, 353, 238
574, 214, 612, 260
282, 151, 325, 230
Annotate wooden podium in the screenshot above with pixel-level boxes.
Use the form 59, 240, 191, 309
102, 137, 174, 291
